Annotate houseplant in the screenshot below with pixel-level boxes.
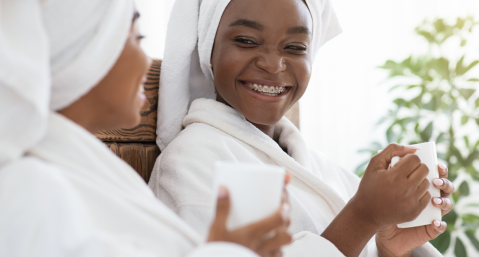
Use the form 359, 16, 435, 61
356, 17, 479, 256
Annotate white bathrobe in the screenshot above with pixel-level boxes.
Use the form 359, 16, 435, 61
0, 112, 257, 257
149, 99, 442, 257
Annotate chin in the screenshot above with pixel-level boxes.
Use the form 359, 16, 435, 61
121, 112, 142, 129
244, 112, 283, 126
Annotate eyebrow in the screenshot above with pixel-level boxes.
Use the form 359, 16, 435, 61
287, 26, 311, 35
229, 19, 264, 31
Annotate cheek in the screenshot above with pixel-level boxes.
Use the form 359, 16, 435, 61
292, 60, 311, 97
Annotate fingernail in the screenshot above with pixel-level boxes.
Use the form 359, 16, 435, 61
433, 178, 444, 186
439, 163, 447, 170
433, 198, 442, 205
405, 145, 421, 150
218, 187, 228, 199
434, 220, 441, 227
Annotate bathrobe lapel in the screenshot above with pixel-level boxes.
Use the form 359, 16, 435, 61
183, 99, 347, 215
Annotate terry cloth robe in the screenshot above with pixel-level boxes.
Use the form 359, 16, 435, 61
0, 112, 258, 257
149, 99, 442, 257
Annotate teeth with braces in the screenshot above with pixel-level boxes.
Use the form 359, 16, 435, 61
244, 82, 286, 96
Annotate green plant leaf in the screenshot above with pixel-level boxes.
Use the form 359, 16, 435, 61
386, 127, 396, 143
463, 214, 479, 228
463, 60, 479, 75
455, 237, 468, 257
464, 136, 470, 148
456, 17, 466, 29
465, 231, 479, 251
459, 88, 476, 100
416, 30, 435, 43
420, 122, 434, 142
469, 78, 479, 82
475, 98, 479, 108
459, 181, 470, 197
430, 230, 451, 253
433, 58, 450, 80
444, 210, 458, 229
456, 55, 466, 75
476, 119, 479, 126
462, 115, 470, 125
436, 133, 446, 143
435, 19, 446, 33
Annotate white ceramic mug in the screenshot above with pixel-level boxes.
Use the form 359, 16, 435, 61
212, 162, 285, 231
389, 142, 442, 228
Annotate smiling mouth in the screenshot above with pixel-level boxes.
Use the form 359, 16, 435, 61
240, 81, 290, 97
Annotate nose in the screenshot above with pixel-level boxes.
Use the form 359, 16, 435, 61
255, 51, 287, 74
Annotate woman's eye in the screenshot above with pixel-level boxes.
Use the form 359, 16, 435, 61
234, 37, 258, 45
286, 44, 307, 51
137, 35, 146, 41
286, 45, 307, 52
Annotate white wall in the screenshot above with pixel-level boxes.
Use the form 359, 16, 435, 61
135, 0, 479, 173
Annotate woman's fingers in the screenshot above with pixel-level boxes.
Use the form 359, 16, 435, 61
438, 164, 448, 179
247, 204, 290, 238
284, 173, 291, 185
432, 197, 454, 216
257, 230, 291, 255
372, 144, 420, 171
424, 220, 447, 240
212, 186, 230, 228
432, 178, 455, 197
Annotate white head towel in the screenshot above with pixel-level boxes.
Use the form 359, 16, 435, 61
157, 0, 342, 151
0, 0, 134, 165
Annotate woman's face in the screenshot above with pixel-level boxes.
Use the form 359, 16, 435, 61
212, 0, 313, 126
61, 13, 151, 132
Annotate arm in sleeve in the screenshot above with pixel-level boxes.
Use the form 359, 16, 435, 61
283, 231, 345, 257
187, 242, 259, 257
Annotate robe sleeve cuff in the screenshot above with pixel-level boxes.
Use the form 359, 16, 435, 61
283, 231, 345, 257
186, 242, 259, 257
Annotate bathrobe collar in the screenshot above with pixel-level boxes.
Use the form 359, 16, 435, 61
183, 99, 347, 214
28, 112, 201, 245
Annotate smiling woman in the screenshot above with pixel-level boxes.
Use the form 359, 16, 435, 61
211, 0, 312, 136
149, 0, 449, 256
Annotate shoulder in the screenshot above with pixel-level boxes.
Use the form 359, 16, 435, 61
162, 122, 252, 160
0, 157, 71, 191
0, 157, 80, 216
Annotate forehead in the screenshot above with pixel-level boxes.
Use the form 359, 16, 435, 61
219, 0, 312, 31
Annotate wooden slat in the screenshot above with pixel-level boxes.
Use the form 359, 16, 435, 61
105, 142, 120, 157
96, 60, 161, 142
118, 143, 144, 179
143, 144, 161, 183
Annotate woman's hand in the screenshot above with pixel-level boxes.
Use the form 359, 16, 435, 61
207, 175, 292, 257
352, 143, 431, 227
321, 144, 430, 257
376, 164, 454, 257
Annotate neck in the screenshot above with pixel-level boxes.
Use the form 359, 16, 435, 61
249, 122, 275, 138
216, 95, 276, 139
58, 107, 103, 134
